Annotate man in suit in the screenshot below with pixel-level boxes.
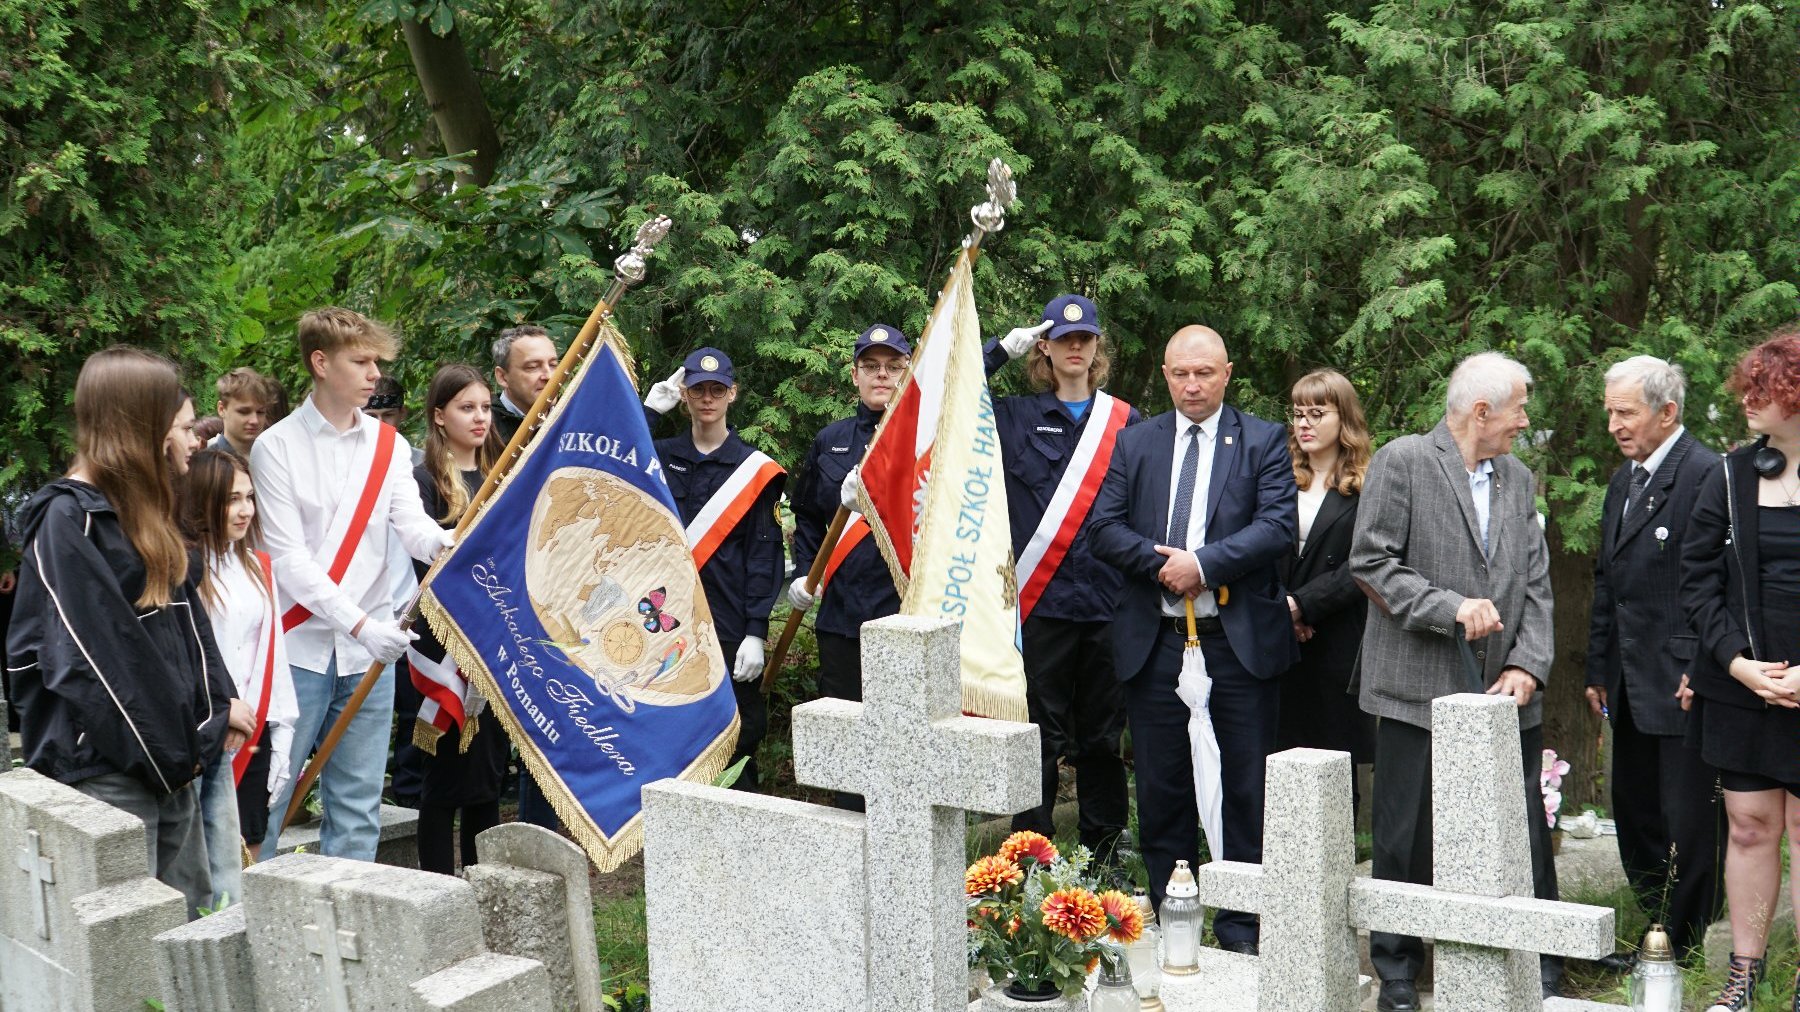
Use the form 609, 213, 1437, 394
1089, 325, 1298, 954
1351, 351, 1560, 1010
1584, 355, 1723, 963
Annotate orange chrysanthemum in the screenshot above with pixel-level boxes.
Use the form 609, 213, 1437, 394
997, 830, 1059, 868
1086, 956, 1101, 975
1097, 890, 1144, 944
1006, 915, 1023, 937
965, 855, 1024, 896
1040, 888, 1106, 942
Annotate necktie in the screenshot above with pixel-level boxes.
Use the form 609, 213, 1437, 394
1622, 465, 1650, 532
1167, 425, 1202, 549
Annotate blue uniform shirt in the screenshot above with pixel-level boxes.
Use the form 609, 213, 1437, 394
791, 404, 901, 638
983, 340, 1143, 622
654, 429, 788, 652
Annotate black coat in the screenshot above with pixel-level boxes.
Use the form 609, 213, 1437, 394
791, 404, 901, 638
1680, 444, 1780, 711
1586, 431, 1717, 735
654, 429, 787, 652
1277, 488, 1371, 758
6, 480, 235, 794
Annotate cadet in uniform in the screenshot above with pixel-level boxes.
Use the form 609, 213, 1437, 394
986, 294, 1141, 868
788, 324, 910, 808
640, 349, 786, 790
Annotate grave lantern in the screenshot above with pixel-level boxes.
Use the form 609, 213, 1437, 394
1089, 950, 1137, 1012
1159, 861, 1201, 975
1124, 891, 1163, 1009
1629, 924, 1682, 1012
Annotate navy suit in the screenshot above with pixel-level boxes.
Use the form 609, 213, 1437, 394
1088, 405, 1297, 940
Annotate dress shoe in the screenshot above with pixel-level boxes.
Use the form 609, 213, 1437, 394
1377, 978, 1421, 1012
1217, 939, 1258, 956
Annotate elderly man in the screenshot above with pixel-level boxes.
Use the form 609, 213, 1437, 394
1351, 351, 1560, 1009
1585, 356, 1722, 964
1089, 325, 1297, 953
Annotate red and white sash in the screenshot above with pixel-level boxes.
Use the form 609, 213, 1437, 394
817, 514, 871, 594
279, 422, 398, 632
231, 550, 278, 786
410, 643, 468, 736
685, 452, 785, 570
1014, 392, 1132, 621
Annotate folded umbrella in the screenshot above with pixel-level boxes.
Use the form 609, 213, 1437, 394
1174, 597, 1224, 861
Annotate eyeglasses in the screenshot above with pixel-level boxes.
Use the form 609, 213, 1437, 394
1290, 407, 1337, 424
856, 360, 908, 378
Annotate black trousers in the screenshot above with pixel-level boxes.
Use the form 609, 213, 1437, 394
1371, 717, 1561, 987
815, 631, 865, 812
1011, 616, 1129, 862
1125, 627, 1276, 946
721, 638, 769, 793
417, 800, 500, 875
1611, 683, 1723, 959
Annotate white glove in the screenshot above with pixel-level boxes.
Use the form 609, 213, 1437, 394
1000, 320, 1054, 360
787, 576, 817, 612
644, 367, 686, 414
839, 466, 862, 511
354, 617, 417, 665
733, 637, 766, 683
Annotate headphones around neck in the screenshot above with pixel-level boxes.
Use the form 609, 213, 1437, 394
1752, 435, 1788, 479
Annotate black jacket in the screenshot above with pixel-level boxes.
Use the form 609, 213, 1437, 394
1587, 431, 1716, 734
1279, 488, 1365, 691
6, 480, 235, 794
654, 429, 787, 652
791, 404, 901, 638
1679, 445, 1773, 711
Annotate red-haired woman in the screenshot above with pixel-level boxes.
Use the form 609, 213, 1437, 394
6, 348, 247, 919
1680, 330, 1800, 1011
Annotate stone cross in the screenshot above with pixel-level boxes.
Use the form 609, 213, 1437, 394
1198, 695, 1615, 1012
302, 897, 362, 1012
16, 827, 56, 940
789, 615, 1040, 1012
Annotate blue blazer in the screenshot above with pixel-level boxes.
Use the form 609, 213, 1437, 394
1088, 405, 1300, 682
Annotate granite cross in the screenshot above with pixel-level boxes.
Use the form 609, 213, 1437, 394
15, 827, 56, 940
302, 896, 362, 1012
789, 615, 1040, 1012
1199, 695, 1614, 1012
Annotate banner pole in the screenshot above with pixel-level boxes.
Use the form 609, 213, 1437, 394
760, 506, 849, 693
276, 217, 674, 839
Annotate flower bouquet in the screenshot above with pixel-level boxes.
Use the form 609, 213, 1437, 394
966, 831, 1143, 1003
1541, 748, 1570, 828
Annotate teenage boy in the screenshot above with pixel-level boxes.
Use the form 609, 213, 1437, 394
491, 325, 559, 446
211, 367, 279, 459
250, 307, 451, 860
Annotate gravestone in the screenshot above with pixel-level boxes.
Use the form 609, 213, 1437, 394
239, 851, 551, 1010
465, 822, 605, 1011
0, 768, 186, 1012
644, 615, 1041, 1012
156, 903, 256, 1011
276, 802, 422, 869
1197, 695, 1617, 1012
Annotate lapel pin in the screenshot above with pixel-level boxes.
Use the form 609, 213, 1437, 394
1224, 435, 1233, 446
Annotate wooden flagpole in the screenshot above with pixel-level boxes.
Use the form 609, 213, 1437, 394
277, 216, 673, 837
760, 158, 1017, 693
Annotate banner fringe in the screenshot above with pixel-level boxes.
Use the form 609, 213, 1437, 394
412, 718, 444, 756
963, 681, 1029, 724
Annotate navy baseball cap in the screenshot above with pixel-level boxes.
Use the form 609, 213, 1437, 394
681, 347, 734, 387
853, 323, 912, 360
1042, 294, 1101, 341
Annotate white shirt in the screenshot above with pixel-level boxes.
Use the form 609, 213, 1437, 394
1639, 425, 1685, 480
1297, 483, 1328, 555
1162, 407, 1222, 618
1468, 458, 1495, 555
499, 390, 527, 419
204, 551, 299, 794
250, 395, 448, 674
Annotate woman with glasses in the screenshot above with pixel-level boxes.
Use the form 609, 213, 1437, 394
1276, 370, 1376, 767
786, 324, 911, 810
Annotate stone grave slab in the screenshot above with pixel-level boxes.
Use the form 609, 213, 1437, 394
155, 902, 255, 1011
276, 802, 421, 868
466, 822, 604, 1011
411, 951, 552, 1010
242, 851, 549, 1010
0, 768, 185, 1012
790, 615, 1040, 1012
644, 779, 869, 1010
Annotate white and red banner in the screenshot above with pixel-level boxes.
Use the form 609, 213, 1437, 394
1013, 391, 1130, 621
856, 249, 1027, 721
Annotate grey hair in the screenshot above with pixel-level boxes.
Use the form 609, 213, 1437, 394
491, 324, 551, 371
1604, 355, 1686, 417
1445, 352, 1532, 418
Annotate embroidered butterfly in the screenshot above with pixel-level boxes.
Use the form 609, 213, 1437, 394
637, 588, 681, 633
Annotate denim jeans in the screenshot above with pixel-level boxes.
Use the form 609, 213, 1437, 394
197, 757, 242, 908
74, 773, 211, 920
258, 657, 394, 860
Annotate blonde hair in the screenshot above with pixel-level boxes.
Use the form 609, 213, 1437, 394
72, 347, 190, 608
1288, 369, 1372, 496
1025, 331, 1112, 392
214, 366, 277, 409
297, 307, 399, 376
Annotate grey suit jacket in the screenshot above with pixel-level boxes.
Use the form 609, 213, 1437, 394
1350, 420, 1554, 730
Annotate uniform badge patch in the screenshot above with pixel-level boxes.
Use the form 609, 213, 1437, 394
1063, 304, 1083, 322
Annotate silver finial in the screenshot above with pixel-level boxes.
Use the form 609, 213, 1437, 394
969, 158, 1016, 235
613, 215, 673, 287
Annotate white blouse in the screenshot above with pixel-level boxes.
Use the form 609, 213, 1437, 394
205, 551, 299, 795
1297, 483, 1328, 555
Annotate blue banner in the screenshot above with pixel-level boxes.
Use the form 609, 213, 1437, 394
422, 336, 738, 870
